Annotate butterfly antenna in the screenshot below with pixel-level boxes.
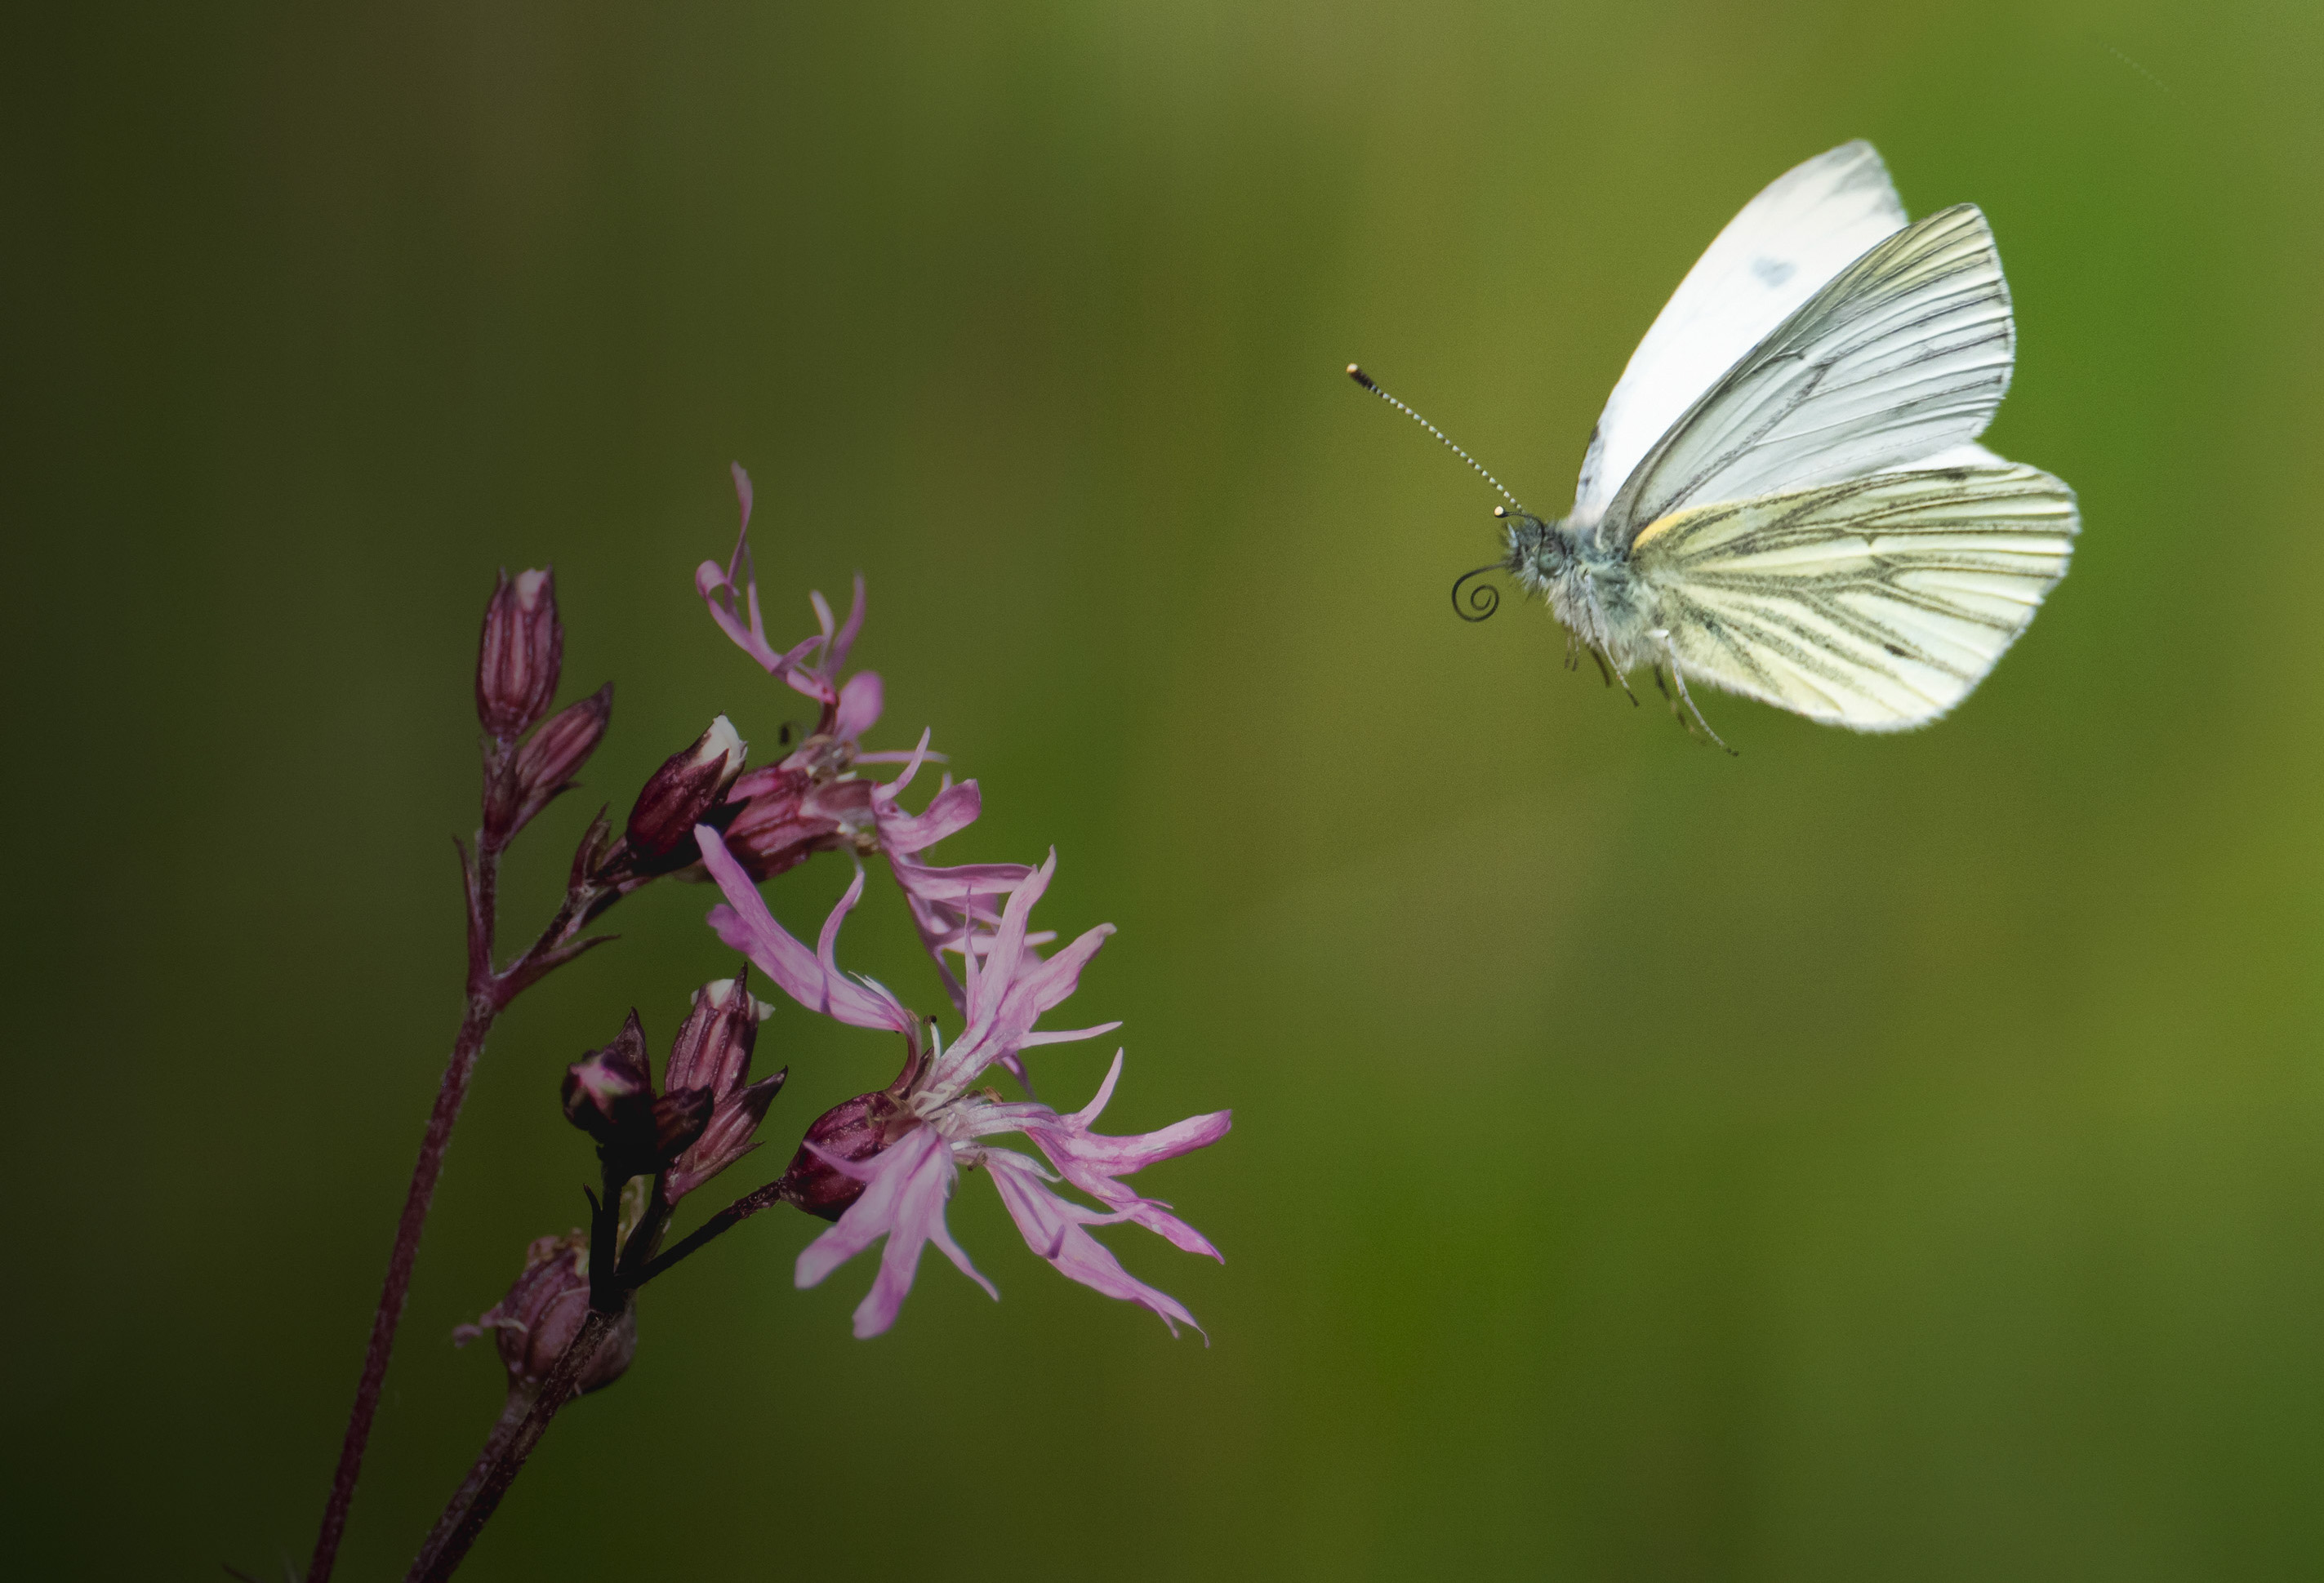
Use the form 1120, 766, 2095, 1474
1347, 364, 1532, 518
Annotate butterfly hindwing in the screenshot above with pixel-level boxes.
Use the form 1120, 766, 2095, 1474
1605, 203, 2017, 543
1571, 140, 1908, 527
1630, 460, 2077, 731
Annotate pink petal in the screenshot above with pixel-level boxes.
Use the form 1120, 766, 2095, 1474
830, 572, 867, 675
968, 851, 1053, 1027
697, 826, 912, 1034
875, 780, 983, 856
1015, 1021, 1124, 1050
795, 1127, 933, 1292
1063, 1050, 1127, 1127
891, 859, 1035, 902
876, 729, 936, 799
991, 922, 1114, 1038
986, 1158, 1204, 1340
730, 461, 755, 536
801, 1136, 882, 1185
1040, 1108, 1235, 1175
793, 1127, 996, 1340
697, 562, 786, 674
833, 670, 884, 744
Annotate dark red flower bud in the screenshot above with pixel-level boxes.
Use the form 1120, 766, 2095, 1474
563, 1011, 715, 1180
624, 716, 747, 863
476, 568, 564, 740
453, 1230, 636, 1394
652, 1086, 715, 1161
662, 971, 766, 1096
562, 1011, 656, 1148
658, 971, 786, 1202
486, 683, 613, 847
666, 1070, 787, 1203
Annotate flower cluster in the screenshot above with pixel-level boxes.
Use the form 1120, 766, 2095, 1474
456, 462, 1227, 1410
690, 465, 1231, 1339
315, 465, 1233, 1583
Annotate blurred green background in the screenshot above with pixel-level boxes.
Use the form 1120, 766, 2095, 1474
9, 0, 2323, 1576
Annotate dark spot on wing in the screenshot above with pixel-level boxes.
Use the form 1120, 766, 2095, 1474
1751, 256, 1796, 288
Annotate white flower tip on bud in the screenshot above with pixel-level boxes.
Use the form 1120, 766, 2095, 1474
704, 714, 747, 773
476, 567, 566, 741
622, 715, 752, 863
701, 976, 778, 1025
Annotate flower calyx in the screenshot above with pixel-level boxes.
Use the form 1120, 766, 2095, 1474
661, 967, 790, 1203
560, 1011, 714, 1183
453, 1229, 637, 1395
476, 567, 563, 741
775, 1045, 926, 1221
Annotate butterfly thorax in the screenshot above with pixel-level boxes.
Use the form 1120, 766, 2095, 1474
1503, 514, 1659, 671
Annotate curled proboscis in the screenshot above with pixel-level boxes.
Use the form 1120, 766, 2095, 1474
1451, 562, 1503, 624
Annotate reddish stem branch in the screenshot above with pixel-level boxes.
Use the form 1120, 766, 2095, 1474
634, 1176, 789, 1285
308, 821, 620, 1583
405, 1306, 622, 1583
406, 1384, 537, 1581
307, 839, 507, 1583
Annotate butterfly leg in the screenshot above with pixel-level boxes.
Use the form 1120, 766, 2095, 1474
1581, 574, 1639, 707
1600, 645, 1637, 705
1650, 629, 1736, 755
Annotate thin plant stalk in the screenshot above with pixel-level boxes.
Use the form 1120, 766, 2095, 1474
406, 1308, 623, 1583
406, 1383, 539, 1580
309, 781, 618, 1583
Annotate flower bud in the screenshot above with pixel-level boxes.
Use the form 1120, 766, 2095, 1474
624, 716, 748, 863
652, 1086, 716, 1163
453, 1230, 636, 1394
561, 1012, 654, 1145
563, 1011, 715, 1180
665, 1069, 787, 1203
657, 972, 788, 1202
476, 568, 564, 740
486, 683, 613, 847
663, 971, 772, 1098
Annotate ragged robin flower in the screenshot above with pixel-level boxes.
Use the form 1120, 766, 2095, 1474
697, 826, 1230, 1340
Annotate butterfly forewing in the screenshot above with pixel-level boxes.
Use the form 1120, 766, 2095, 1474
1571, 140, 1908, 527
1605, 204, 2016, 543
1633, 461, 2077, 731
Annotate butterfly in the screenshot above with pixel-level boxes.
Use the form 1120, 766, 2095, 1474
1351, 140, 2077, 747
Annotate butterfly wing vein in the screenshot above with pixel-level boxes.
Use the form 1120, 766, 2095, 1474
1573, 140, 1909, 525
1605, 203, 2017, 540
1636, 463, 2077, 731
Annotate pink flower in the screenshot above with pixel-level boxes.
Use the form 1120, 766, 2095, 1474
695, 464, 870, 722
866, 736, 1039, 1014
697, 826, 1230, 1339
697, 464, 933, 881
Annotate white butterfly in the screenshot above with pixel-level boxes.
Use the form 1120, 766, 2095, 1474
1355, 140, 2077, 745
